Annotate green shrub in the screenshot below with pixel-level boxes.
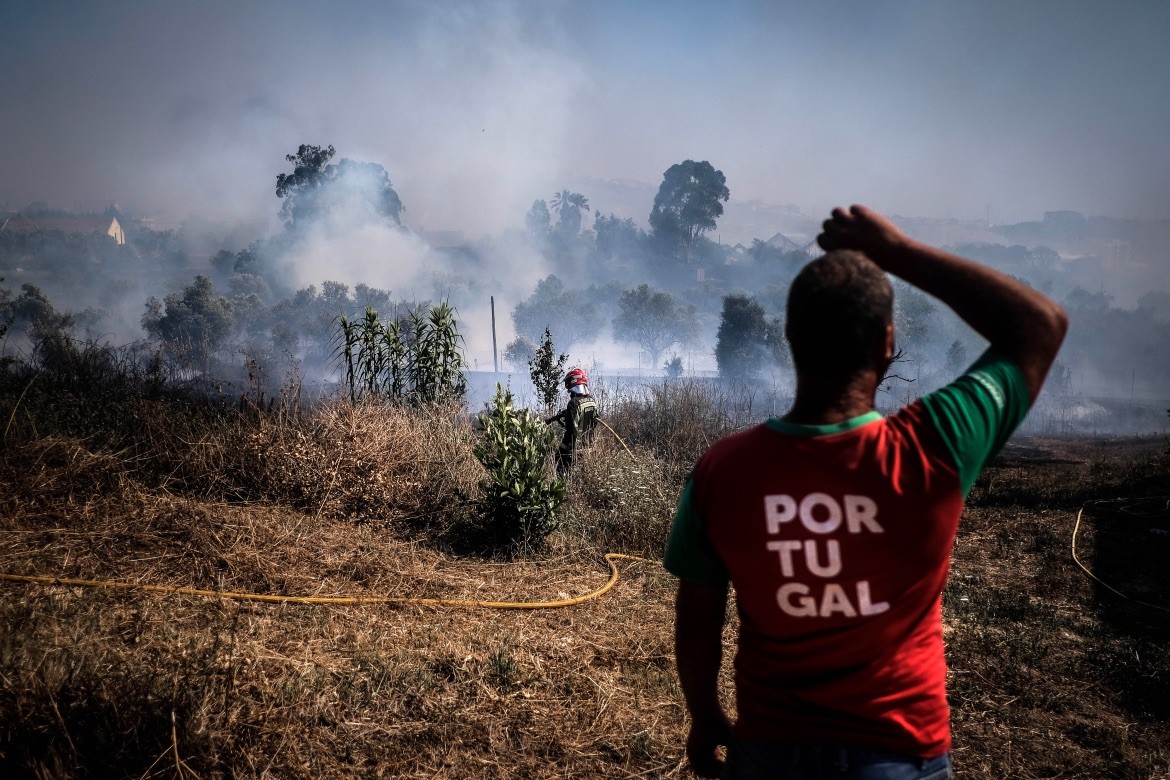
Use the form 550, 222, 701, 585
528, 327, 567, 412
473, 384, 564, 553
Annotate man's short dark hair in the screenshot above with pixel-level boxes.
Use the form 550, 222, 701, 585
786, 250, 894, 377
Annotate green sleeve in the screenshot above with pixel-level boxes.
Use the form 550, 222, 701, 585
920, 349, 1031, 496
663, 478, 729, 585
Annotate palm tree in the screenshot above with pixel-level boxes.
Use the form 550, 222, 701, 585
550, 190, 590, 235
549, 190, 569, 215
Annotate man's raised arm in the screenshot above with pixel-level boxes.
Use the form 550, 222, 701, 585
818, 204, 1068, 401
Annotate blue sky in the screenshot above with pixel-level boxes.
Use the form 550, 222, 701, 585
2, 0, 1168, 234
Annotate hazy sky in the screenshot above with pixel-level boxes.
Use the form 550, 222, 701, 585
3, 0, 1168, 236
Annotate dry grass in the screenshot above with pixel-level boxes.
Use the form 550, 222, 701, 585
2, 370, 1169, 777
206, 400, 483, 532
0, 428, 693, 778
0, 384, 708, 778
559, 432, 677, 557
599, 379, 761, 480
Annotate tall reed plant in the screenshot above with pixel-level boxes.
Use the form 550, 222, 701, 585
337, 303, 466, 405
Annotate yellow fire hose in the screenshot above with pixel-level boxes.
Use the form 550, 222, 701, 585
10, 499, 1167, 613
596, 417, 637, 461
2, 421, 661, 610
1070, 497, 1170, 615
0, 553, 650, 609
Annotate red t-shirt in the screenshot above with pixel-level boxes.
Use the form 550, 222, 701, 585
664, 351, 1030, 757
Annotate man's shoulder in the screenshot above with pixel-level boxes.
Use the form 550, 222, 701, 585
885, 398, 934, 433
697, 424, 775, 469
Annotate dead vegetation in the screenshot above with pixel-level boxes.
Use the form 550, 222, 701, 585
1, 363, 1168, 777
947, 438, 1170, 779
0, 418, 688, 778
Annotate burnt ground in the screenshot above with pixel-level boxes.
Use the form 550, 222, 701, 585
947, 436, 1170, 779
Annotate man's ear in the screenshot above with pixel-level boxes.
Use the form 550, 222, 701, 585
872, 322, 896, 377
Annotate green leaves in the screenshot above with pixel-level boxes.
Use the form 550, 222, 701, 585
528, 327, 567, 412
473, 384, 565, 553
335, 302, 466, 406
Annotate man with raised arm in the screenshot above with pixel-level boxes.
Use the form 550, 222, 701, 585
666, 205, 1068, 779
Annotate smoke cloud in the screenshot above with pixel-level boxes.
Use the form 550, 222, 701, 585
4, 2, 1170, 230
2, 1, 1168, 431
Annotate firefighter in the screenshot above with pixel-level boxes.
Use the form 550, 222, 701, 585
546, 368, 599, 476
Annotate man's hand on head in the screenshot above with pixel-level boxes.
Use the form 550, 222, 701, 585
819, 203, 1068, 400
816, 205, 910, 267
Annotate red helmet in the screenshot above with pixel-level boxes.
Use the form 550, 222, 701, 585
564, 368, 589, 389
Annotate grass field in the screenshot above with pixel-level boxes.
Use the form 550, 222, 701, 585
1, 366, 1167, 778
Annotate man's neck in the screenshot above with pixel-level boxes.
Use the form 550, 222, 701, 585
782, 370, 880, 426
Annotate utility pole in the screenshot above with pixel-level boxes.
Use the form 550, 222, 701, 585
491, 296, 499, 375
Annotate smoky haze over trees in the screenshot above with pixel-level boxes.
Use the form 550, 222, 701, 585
2, 136, 1170, 435
2, 139, 1170, 437
613, 284, 699, 369
3, 0, 1170, 436
4, 4, 1170, 232
276, 144, 405, 232
549, 191, 589, 238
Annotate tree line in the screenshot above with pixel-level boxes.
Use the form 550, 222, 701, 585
3, 142, 1169, 400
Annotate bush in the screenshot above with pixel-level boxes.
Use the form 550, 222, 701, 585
472, 385, 564, 554
223, 400, 480, 526
562, 433, 676, 556
603, 378, 761, 476
527, 327, 567, 412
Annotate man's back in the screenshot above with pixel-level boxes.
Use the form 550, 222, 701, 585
670, 350, 1032, 757
669, 205, 1067, 779
674, 401, 961, 755
566, 393, 598, 438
